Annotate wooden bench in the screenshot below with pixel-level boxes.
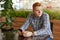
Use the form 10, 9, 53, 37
0, 17, 53, 32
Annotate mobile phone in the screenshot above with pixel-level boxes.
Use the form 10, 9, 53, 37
18, 29, 22, 32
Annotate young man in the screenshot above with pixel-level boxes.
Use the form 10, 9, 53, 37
18, 2, 53, 40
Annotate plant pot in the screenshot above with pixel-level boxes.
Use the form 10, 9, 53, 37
3, 31, 19, 40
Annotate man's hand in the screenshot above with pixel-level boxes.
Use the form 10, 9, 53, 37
22, 31, 33, 37
18, 30, 23, 36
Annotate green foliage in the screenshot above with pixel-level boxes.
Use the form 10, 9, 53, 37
4, 0, 13, 11
0, 0, 13, 29
2, 10, 31, 18
43, 9, 60, 20
1, 9, 60, 20
13, 10, 32, 18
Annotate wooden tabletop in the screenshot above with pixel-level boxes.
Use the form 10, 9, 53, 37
18, 35, 50, 40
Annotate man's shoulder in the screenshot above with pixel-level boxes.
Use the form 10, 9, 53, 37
43, 12, 49, 17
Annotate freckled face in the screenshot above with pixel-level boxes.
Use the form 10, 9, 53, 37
33, 6, 42, 17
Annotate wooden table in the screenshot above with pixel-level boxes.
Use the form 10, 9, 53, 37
18, 35, 50, 40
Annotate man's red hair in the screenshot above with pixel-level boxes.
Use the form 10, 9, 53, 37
32, 2, 41, 9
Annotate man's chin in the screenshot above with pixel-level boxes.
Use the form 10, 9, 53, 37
38, 15, 41, 17
36, 15, 41, 17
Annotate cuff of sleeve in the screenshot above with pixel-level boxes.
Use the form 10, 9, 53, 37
18, 29, 22, 32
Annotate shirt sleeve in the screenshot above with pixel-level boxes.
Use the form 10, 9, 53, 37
34, 13, 51, 36
20, 14, 31, 31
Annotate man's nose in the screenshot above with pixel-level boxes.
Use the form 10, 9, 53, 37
38, 11, 40, 13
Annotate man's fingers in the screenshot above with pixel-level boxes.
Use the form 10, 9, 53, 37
22, 31, 33, 37
22, 31, 28, 34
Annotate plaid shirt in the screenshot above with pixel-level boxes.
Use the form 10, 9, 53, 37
20, 12, 53, 38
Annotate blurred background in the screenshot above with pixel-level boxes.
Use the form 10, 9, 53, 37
0, 0, 60, 40
12, 0, 60, 10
